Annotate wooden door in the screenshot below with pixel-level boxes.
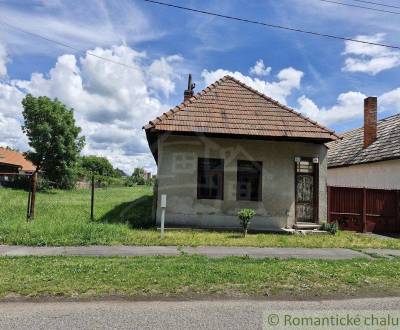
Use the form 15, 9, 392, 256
295, 160, 316, 223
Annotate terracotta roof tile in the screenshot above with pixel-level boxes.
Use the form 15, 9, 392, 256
0, 147, 36, 172
144, 75, 337, 141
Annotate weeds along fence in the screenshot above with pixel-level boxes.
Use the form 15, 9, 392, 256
0, 172, 154, 226
0, 172, 36, 220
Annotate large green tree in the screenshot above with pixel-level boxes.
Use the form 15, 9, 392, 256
22, 94, 85, 189
79, 155, 115, 177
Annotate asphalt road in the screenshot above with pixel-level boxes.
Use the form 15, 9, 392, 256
1, 297, 399, 330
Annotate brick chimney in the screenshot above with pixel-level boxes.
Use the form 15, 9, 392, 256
184, 74, 195, 101
363, 96, 377, 148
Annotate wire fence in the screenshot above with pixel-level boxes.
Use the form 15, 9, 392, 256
0, 172, 154, 226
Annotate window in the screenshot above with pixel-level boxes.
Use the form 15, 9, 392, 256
237, 160, 262, 201
197, 158, 224, 200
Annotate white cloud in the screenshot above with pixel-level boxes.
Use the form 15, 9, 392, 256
202, 66, 303, 104
297, 92, 366, 125
297, 89, 400, 126
0, 44, 183, 173
0, 43, 8, 77
249, 59, 271, 76
0, 1, 160, 57
380, 88, 400, 111
148, 55, 184, 97
342, 33, 400, 75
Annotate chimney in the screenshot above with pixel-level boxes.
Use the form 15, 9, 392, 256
363, 96, 377, 148
184, 74, 195, 101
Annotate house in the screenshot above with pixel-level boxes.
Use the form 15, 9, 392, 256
327, 98, 400, 233
327, 97, 400, 189
144, 75, 338, 231
0, 147, 36, 182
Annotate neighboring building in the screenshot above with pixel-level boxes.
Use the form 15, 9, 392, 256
144, 75, 337, 231
327, 97, 400, 190
0, 147, 36, 181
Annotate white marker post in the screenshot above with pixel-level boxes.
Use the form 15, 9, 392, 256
160, 194, 167, 239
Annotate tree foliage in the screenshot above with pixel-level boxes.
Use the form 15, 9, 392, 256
22, 94, 85, 189
79, 156, 115, 177
126, 167, 153, 186
237, 208, 256, 237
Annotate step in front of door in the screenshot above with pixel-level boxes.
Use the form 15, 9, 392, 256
293, 222, 321, 230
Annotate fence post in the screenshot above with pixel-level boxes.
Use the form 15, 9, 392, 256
90, 174, 95, 221
362, 187, 367, 233
26, 180, 32, 221
29, 172, 37, 220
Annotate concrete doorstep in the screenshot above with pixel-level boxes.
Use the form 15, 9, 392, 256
0, 245, 373, 260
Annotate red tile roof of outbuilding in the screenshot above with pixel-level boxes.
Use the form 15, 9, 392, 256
0, 147, 36, 173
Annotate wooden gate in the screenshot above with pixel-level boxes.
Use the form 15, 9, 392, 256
328, 186, 400, 233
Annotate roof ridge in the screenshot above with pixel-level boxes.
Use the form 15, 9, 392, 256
223, 75, 338, 138
336, 112, 400, 137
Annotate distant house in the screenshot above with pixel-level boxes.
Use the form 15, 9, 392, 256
144, 75, 337, 231
327, 98, 400, 190
0, 147, 36, 181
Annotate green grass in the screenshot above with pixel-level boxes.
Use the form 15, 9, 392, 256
0, 187, 400, 249
1, 256, 400, 299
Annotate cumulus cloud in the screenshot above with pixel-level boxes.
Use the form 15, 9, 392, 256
0, 45, 183, 173
202, 66, 303, 104
297, 92, 366, 125
342, 33, 400, 75
249, 59, 271, 77
297, 89, 400, 126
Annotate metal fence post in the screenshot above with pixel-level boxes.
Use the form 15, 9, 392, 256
90, 174, 95, 221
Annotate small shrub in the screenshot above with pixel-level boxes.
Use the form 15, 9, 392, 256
321, 221, 339, 235
237, 208, 256, 237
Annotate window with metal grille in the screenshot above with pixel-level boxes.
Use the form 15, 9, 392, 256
197, 158, 224, 200
237, 160, 262, 201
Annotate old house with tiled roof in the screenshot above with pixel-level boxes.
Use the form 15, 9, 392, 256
0, 147, 36, 183
144, 75, 338, 231
327, 97, 400, 190
0, 147, 36, 175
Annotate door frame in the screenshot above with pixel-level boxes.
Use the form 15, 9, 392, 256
294, 157, 319, 223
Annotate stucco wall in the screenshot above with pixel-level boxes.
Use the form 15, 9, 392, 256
156, 134, 328, 231
327, 159, 400, 189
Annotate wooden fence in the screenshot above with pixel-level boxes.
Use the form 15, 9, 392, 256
328, 186, 400, 233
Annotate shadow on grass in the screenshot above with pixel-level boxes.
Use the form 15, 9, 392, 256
99, 195, 155, 229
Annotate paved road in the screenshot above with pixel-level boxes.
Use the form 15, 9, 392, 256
0, 297, 399, 329
0, 245, 371, 259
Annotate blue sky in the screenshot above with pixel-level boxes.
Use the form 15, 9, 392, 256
0, 0, 400, 172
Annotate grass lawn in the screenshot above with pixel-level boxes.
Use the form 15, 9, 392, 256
1, 187, 400, 249
1, 256, 400, 299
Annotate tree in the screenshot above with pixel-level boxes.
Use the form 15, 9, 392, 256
79, 156, 115, 177
131, 167, 146, 185
114, 168, 127, 177
22, 94, 85, 189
